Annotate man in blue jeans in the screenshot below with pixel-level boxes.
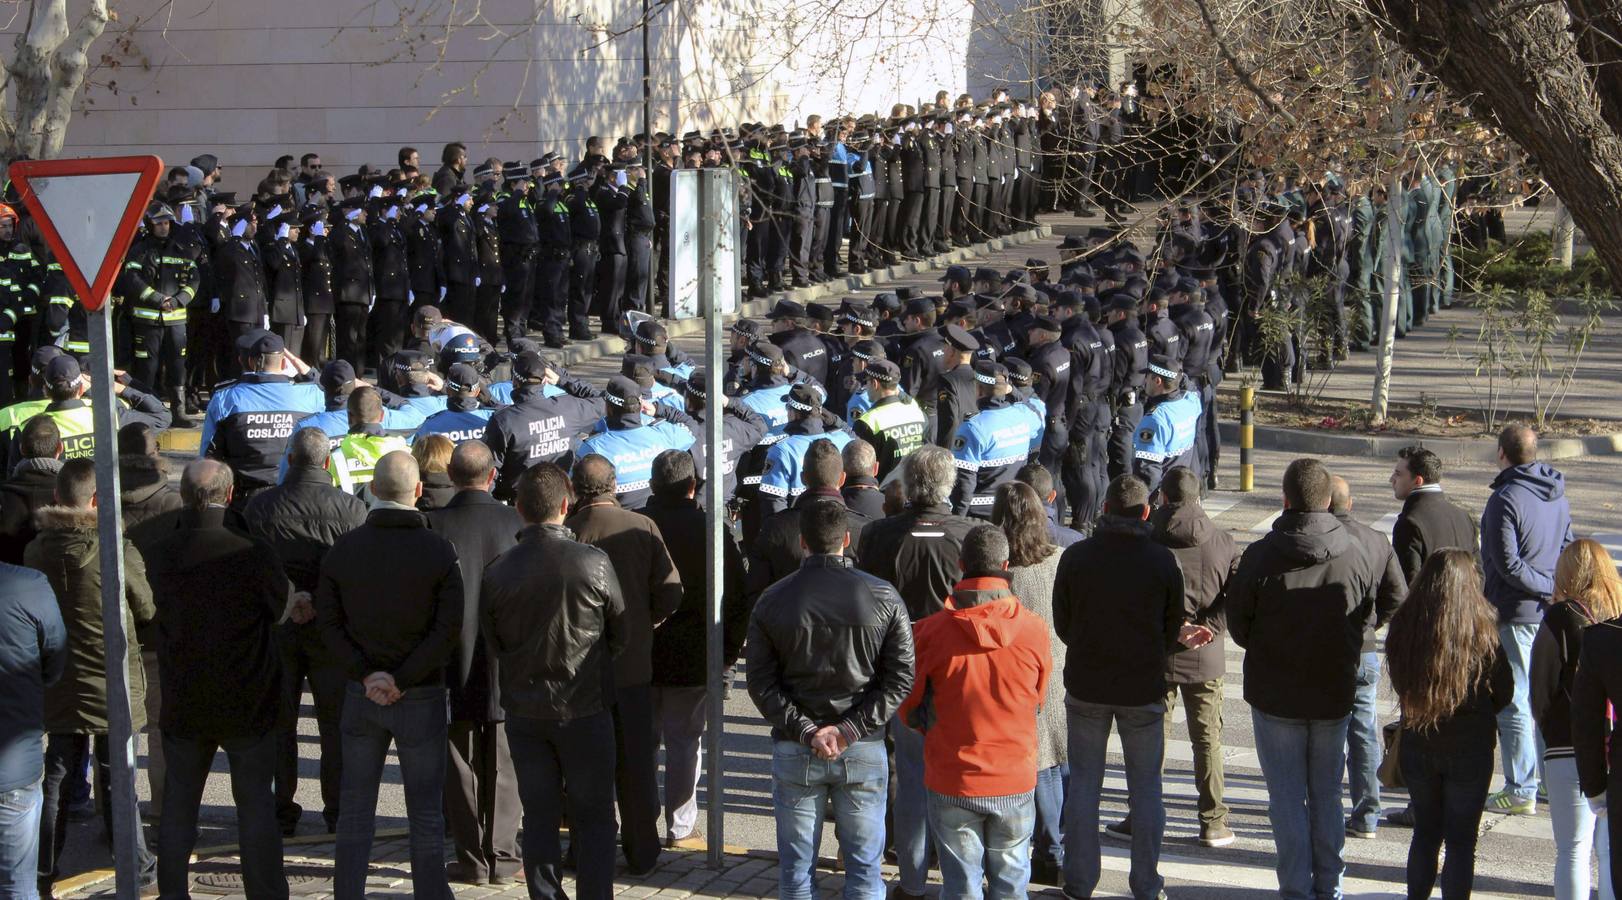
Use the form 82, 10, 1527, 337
1329, 476, 1408, 839
1481, 425, 1573, 815
481, 462, 628, 900
747, 499, 914, 900
1228, 459, 1382, 900
0, 562, 65, 899
1053, 474, 1195, 900
317, 452, 463, 900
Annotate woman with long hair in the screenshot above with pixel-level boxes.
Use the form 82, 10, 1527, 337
1386, 548, 1512, 899
1535, 539, 1622, 900
990, 481, 1065, 886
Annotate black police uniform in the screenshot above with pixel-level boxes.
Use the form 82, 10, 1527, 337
497, 182, 540, 344
330, 217, 373, 373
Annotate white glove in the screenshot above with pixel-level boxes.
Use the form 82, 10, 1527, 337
231, 219, 248, 238
299, 314, 307, 326
474, 276, 481, 287
310, 220, 326, 236
616, 170, 629, 187
438, 286, 446, 301
386, 206, 400, 220
369, 185, 385, 199
179, 205, 195, 225
261, 315, 270, 330
407, 290, 415, 304
210, 297, 220, 314
266, 204, 284, 220
1590, 796, 1608, 818
276, 223, 290, 240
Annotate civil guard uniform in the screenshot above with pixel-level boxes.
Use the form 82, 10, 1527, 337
1131, 354, 1202, 496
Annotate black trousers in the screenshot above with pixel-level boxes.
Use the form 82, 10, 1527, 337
823, 189, 848, 276
611, 683, 661, 874
445, 719, 521, 881
938, 185, 958, 247
766, 217, 790, 282
809, 206, 831, 279
506, 711, 617, 900
271, 323, 304, 371
745, 217, 770, 282
596, 251, 626, 329
625, 233, 653, 314
334, 305, 369, 373
882, 195, 902, 253
534, 250, 570, 339
567, 243, 599, 336
1107, 399, 1143, 481
920, 188, 940, 252
847, 199, 874, 270
160, 731, 286, 900
1400, 739, 1492, 900
474, 279, 504, 345
791, 212, 816, 283
367, 297, 409, 371
277, 623, 347, 831
442, 282, 476, 328
130, 322, 186, 405
40, 734, 156, 892
898, 191, 924, 256
300, 313, 332, 370
500, 243, 537, 344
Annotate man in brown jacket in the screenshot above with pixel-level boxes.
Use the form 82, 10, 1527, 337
566, 454, 681, 873
25, 458, 159, 894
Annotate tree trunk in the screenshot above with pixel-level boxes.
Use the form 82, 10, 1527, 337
1370, 170, 1403, 425
1552, 198, 1575, 269
1368, 0, 1622, 293
3, 0, 108, 161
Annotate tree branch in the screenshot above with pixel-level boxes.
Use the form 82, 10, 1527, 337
1189, 0, 1300, 128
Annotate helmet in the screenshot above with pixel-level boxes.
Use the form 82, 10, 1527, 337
0, 203, 18, 225
437, 332, 484, 370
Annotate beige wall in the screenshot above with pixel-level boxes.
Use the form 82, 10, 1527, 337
12, 0, 1037, 193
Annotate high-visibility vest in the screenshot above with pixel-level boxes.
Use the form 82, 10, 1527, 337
327, 432, 410, 493
44, 404, 98, 459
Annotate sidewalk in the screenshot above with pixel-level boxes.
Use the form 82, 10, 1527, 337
61, 835, 852, 899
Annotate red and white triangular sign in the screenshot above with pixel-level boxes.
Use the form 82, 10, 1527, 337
7, 155, 163, 312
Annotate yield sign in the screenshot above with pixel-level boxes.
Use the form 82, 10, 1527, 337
7, 156, 163, 312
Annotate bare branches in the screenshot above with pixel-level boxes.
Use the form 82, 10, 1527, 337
1189, 0, 1299, 127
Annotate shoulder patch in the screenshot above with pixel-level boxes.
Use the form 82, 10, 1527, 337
952, 434, 967, 450
1138, 428, 1155, 443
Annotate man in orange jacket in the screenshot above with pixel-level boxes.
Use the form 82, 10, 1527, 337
898, 524, 1051, 900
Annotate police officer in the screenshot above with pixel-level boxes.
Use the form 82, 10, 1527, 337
329, 196, 373, 373
594, 164, 629, 334
932, 323, 982, 447
850, 359, 926, 482
368, 193, 412, 370
564, 167, 601, 341
765, 300, 829, 387
630, 320, 695, 381
404, 193, 445, 313
297, 204, 336, 369
681, 370, 768, 505
471, 184, 505, 343
577, 374, 696, 510
325, 384, 412, 494
212, 202, 269, 369
1023, 312, 1071, 472
1141, 287, 1183, 370
497, 162, 540, 346
15, 355, 170, 469
124, 203, 201, 426
842, 339, 887, 419
412, 363, 495, 445
200, 331, 325, 506
1132, 354, 1202, 496
1053, 292, 1110, 530
734, 341, 797, 438
480, 350, 605, 500
948, 360, 1037, 517
895, 297, 947, 421
623, 161, 656, 315
757, 382, 853, 518
438, 186, 479, 328
294, 359, 427, 446
1103, 291, 1148, 480
1004, 358, 1046, 458
1170, 277, 1220, 488
534, 171, 573, 348
263, 210, 306, 367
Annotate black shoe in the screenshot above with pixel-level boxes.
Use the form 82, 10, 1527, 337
569, 328, 594, 342
544, 336, 566, 350
445, 862, 488, 886
1103, 818, 1132, 841
170, 406, 195, 429
888, 888, 927, 900
792, 277, 810, 288
1386, 806, 1416, 828
849, 264, 868, 275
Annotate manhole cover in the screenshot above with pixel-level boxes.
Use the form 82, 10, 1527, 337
195, 873, 323, 889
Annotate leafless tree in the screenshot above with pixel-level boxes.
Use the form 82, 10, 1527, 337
2, 0, 110, 160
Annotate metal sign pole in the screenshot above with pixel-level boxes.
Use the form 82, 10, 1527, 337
88, 305, 140, 900
700, 169, 728, 868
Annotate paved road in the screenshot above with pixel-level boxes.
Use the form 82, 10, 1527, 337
54, 212, 1619, 896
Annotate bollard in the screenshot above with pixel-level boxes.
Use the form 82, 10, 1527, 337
1239, 386, 1255, 493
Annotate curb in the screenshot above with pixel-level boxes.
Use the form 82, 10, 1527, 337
1217, 420, 1622, 464
553, 224, 1055, 367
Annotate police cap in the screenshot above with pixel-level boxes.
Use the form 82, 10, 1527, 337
871, 292, 902, 314
43, 355, 81, 388
850, 339, 887, 362
1007, 283, 1036, 304
319, 359, 358, 393
903, 297, 935, 319
806, 302, 835, 325
446, 363, 482, 394
943, 299, 976, 321
248, 331, 285, 356
605, 375, 641, 408
1143, 354, 1181, 382
729, 318, 761, 340
510, 337, 542, 355
896, 286, 920, 302
299, 203, 328, 225
502, 161, 529, 180
684, 370, 709, 400
746, 340, 784, 367
29, 345, 63, 375
413, 305, 444, 326
1004, 358, 1034, 386
621, 354, 658, 388
1057, 234, 1086, 250
785, 382, 823, 413
938, 264, 972, 284
841, 303, 876, 329
765, 299, 805, 321
1003, 269, 1027, 284
1103, 291, 1139, 315
972, 359, 1008, 387
1032, 314, 1062, 333
864, 359, 901, 384
1052, 291, 1082, 311
973, 267, 1001, 284
944, 323, 981, 352
146, 203, 176, 223
472, 162, 496, 179
512, 350, 552, 382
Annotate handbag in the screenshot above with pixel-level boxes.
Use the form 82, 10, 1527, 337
1378, 720, 1404, 789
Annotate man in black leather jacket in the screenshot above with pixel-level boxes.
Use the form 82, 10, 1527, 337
480, 462, 626, 900
746, 499, 914, 900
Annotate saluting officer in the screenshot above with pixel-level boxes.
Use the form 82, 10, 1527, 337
329, 196, 373, 373
948, 360, 1038, 518
1132, 354, 1202, 496
850, 359, 926, 482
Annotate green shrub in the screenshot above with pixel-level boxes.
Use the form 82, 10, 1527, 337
1455, 232, 1611, 295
